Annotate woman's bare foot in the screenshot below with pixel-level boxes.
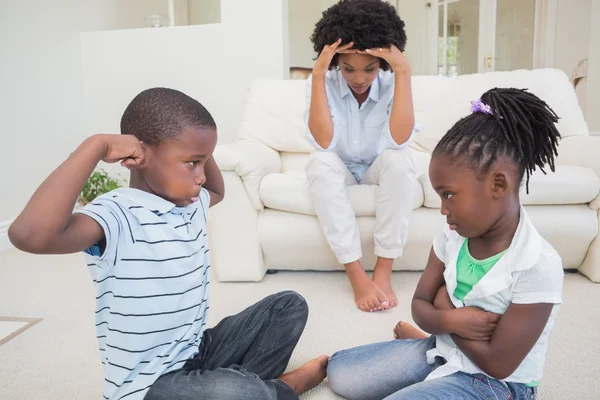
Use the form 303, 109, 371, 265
345, 261, 389, 312
278, 355, 329, 395
393, 321, 429, 340
373, 258, 398, 309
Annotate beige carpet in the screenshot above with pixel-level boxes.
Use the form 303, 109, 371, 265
0, 249, 599, 399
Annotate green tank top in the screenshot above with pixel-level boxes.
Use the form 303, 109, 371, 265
454, 239, 538, 387
454, 239, 507, 301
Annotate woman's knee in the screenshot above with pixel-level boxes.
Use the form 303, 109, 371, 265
306, 151, 346, 177
378, 149, 414, 175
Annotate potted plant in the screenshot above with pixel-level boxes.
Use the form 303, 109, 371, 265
78, 170, 124, 206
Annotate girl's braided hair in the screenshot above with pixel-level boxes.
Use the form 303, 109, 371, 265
432, 88, 561, 193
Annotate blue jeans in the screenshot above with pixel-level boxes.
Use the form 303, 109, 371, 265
327, 337, 537, 400
144, 291, 308, 400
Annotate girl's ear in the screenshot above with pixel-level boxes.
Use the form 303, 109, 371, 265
492, 171, 510, 198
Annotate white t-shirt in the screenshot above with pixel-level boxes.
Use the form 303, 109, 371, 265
426, 206, 564, 383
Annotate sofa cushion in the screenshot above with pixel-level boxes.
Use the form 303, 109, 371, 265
236, 69, 588, 155
259, 171, 424, 216
409, 69, 590, 153
237, 79, 313, 153
420, 164, 600, 208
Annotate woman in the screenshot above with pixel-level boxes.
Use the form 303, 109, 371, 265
305, 0, 418, 312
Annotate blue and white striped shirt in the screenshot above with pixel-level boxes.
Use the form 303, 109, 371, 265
77, 187, 211, 400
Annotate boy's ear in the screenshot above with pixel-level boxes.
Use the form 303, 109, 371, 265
492, 171, 509, 198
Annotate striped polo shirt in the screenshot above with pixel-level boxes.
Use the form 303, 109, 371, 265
77, 187, 211, 400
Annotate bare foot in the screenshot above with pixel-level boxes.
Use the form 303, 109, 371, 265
346, 262, 389, 312
373, 272, 398, 309
393, 321, 429, 340
278, 355, 329, 395
373, 258, 398, 309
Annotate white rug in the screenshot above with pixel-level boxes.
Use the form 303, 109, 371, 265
0, 249, 599, 399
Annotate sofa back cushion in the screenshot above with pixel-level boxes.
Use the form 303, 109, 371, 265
238, 68, 589, 154
411, 68, 589, 152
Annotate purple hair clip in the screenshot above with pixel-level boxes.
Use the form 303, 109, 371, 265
470, 98, 493, 115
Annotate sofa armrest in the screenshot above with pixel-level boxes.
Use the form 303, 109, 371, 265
556, 136, 600, 176
214, 140, 281, 210
557, 135, 600, 210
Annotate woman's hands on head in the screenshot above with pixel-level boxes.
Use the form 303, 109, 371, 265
313, 39, 356, 76
359, 45, 410, 74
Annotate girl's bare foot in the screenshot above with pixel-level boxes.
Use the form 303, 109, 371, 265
346, 261, 389, 312
373, 258, 398, 308
393, 321, 429, 340
278, 355, 329, 395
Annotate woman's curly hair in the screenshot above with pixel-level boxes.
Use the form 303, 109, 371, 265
310, 0, 407, 71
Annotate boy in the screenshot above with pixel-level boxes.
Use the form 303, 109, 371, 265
9, 88, 328, 400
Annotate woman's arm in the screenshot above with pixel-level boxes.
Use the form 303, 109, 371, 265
388, 69, 415, 145
307, 73, 335, 149
307, 39, 355, 149
361, 46, 415, 145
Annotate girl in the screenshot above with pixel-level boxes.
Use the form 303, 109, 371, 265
326, 88, 564, 399
305, 0, 419, 312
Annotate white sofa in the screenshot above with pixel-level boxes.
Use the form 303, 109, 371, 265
209, 69, 600, 283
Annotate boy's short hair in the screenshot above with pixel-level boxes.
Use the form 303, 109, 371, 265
120, 87, 216, 145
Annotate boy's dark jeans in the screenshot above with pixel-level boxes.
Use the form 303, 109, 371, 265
145, 291, 308, 400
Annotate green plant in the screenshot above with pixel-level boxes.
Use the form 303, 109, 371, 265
79, 170, 123, 205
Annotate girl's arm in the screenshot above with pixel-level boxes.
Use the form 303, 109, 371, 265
9, 134, 144, 254
450, 303, 554, 379
412, 247, 500, 340
411, 248, 454, 334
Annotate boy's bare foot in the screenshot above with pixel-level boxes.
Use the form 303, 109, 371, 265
393, 321, 429, 340
278, 355, 329, 395
373, 258, 398, 308
345, 261, 389, 312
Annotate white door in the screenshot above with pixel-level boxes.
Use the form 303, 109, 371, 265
434, 0, 545, 76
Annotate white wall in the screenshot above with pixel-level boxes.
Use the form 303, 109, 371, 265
586, 0, 600, 132
96, 0, 169, 29
288, 0, 400, 69
554, 0, 591, 77
82, 0, 289, 147
188, 0, 221, 25
0, 0, 288, 251
0, 0, 166, 232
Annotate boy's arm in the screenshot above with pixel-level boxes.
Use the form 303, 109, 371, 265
203, 156, 224, 207
450, 303, 553, 380
9, 134, 144, 254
